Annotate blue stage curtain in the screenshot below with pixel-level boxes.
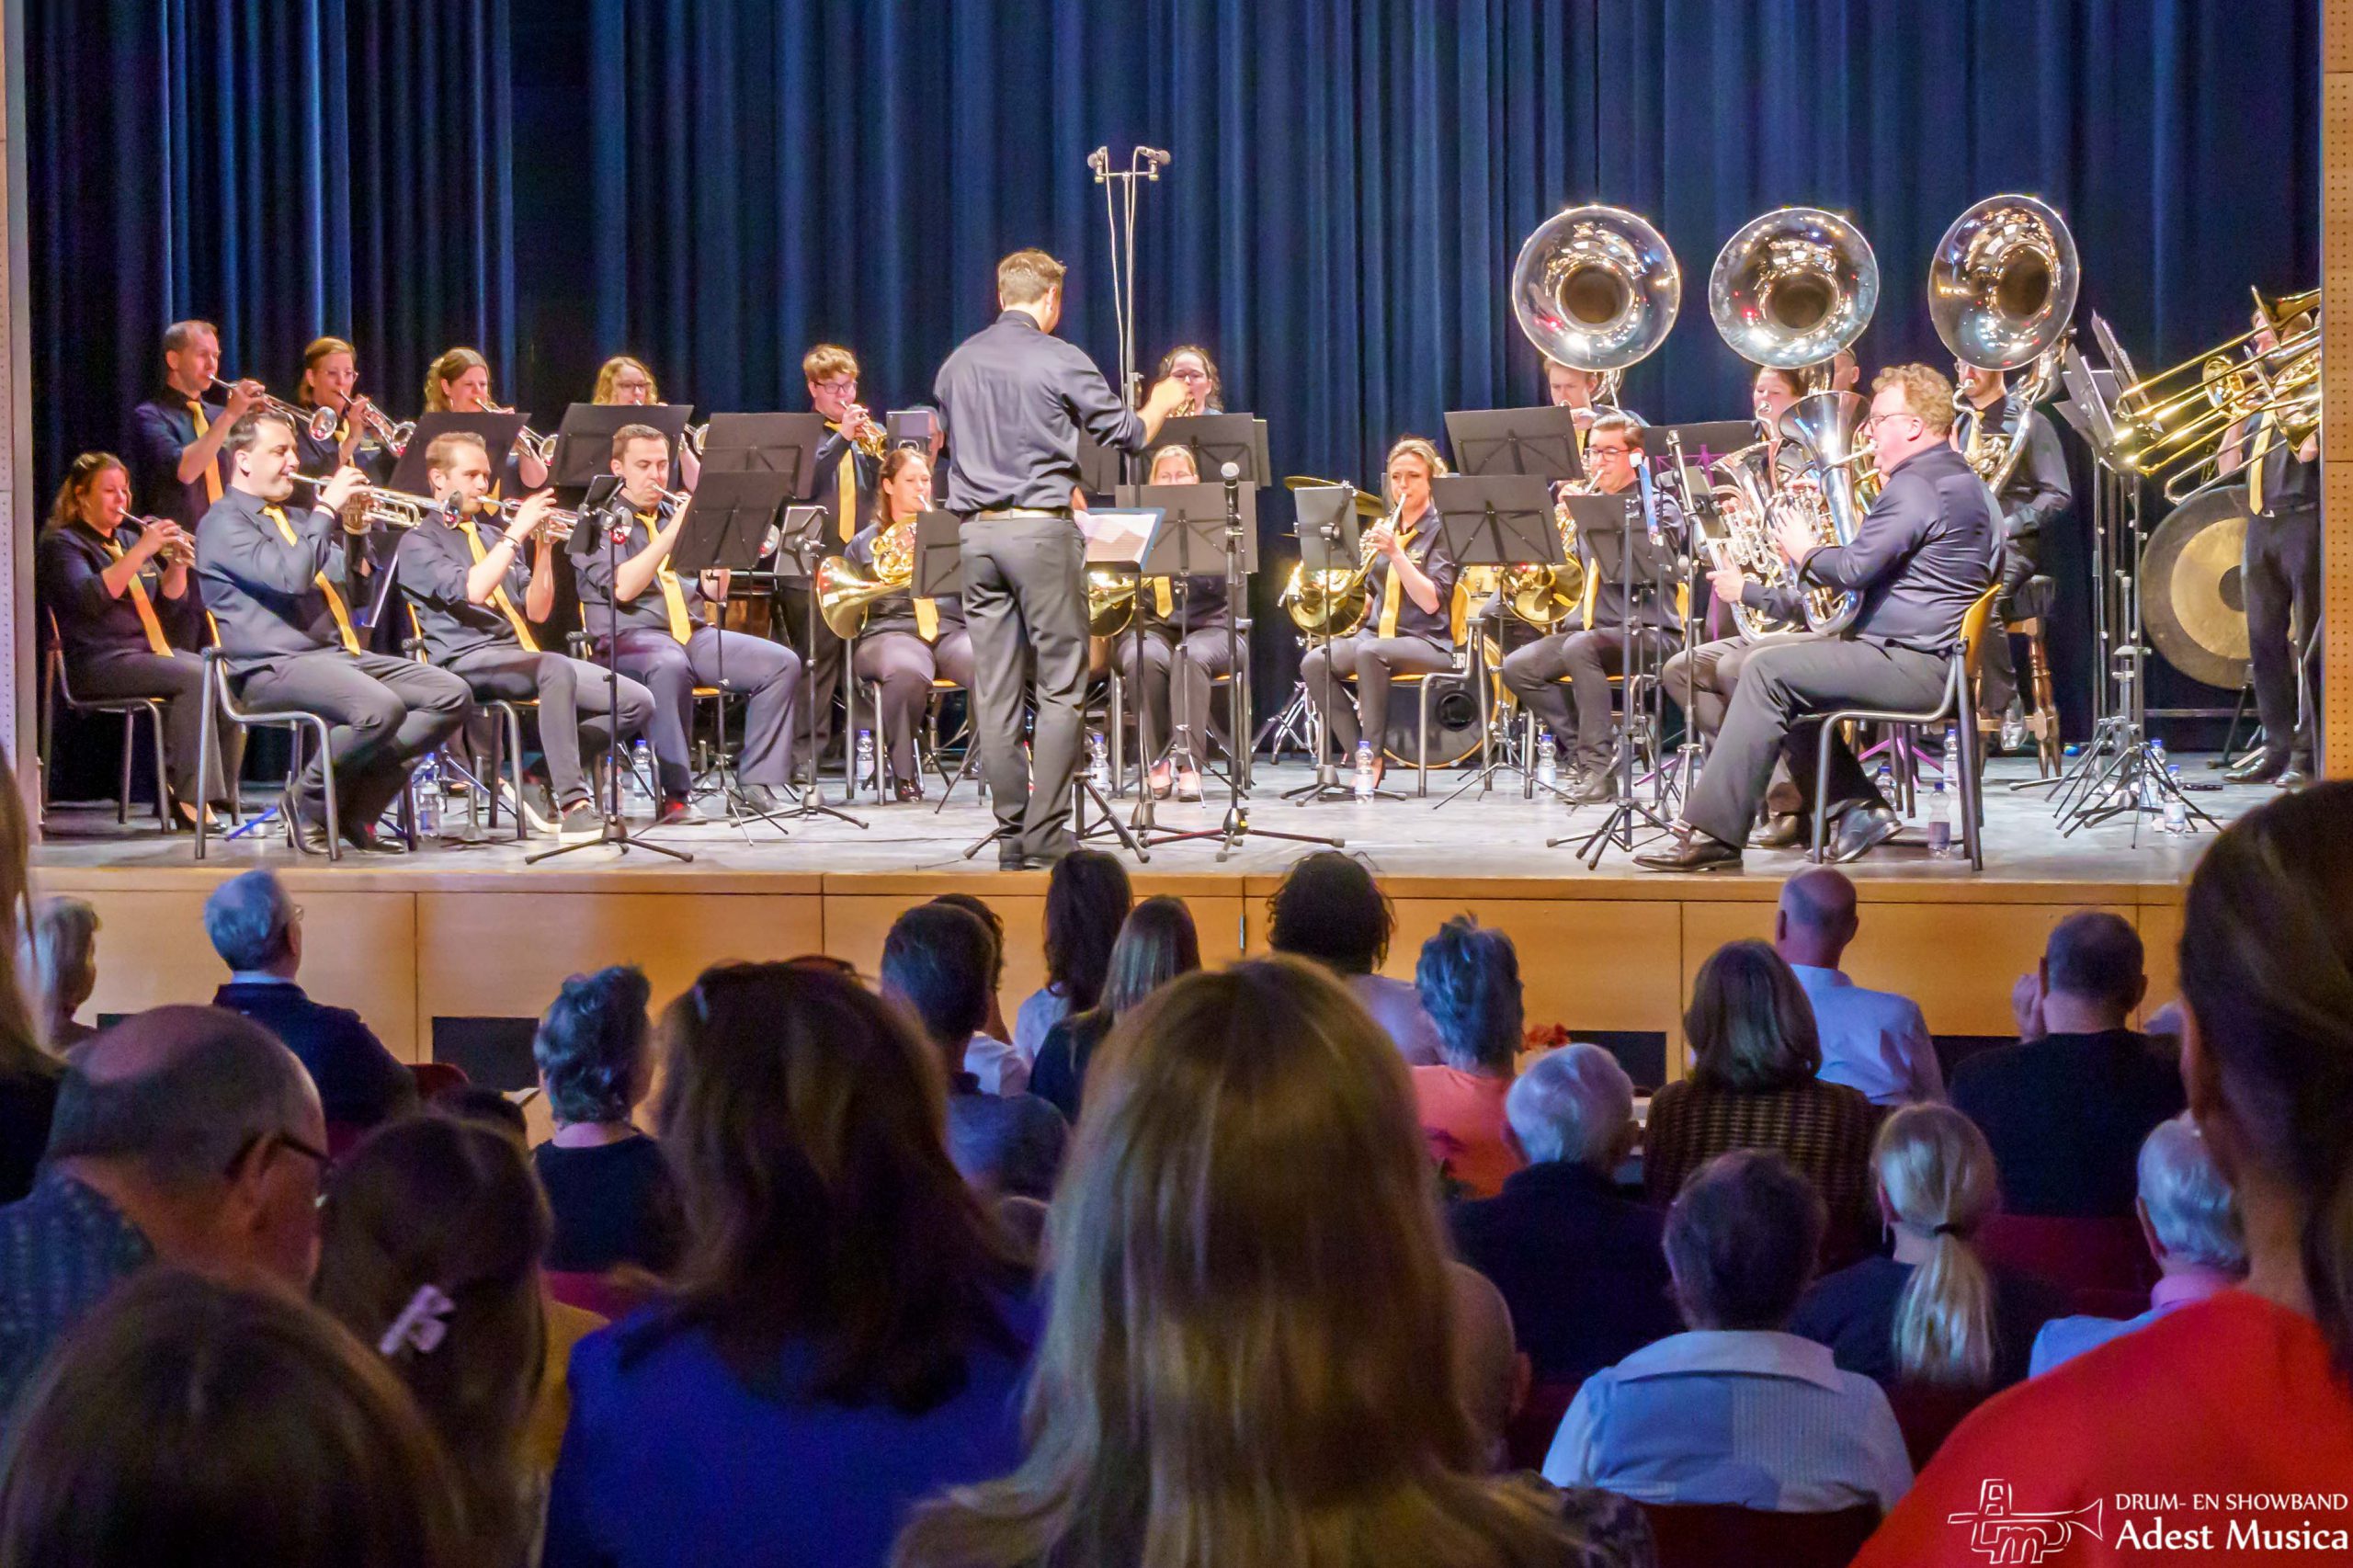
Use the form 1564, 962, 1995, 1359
31, 0, 2318, 732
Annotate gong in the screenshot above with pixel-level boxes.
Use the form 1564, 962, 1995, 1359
2143, 485, 2253, 692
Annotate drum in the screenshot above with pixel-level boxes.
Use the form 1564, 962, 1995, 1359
1382, 670, 1484, 767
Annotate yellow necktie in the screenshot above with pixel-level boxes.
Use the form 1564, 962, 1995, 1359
913, 596, 939, 641
2246, 417, 2275, 513
459, 518, 539, 652
1378, 555, 1404, 638
188, 401, 223, 505
639, 511, 693, 644
830, 426, 859, 542
266, 504, 360, 653
102, 538, 172, 655
1153, 578, 1175, 618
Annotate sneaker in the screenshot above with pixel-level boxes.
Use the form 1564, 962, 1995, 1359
655, 794, 705, 826
498, 778, 561, 835
557, 800, 605, 844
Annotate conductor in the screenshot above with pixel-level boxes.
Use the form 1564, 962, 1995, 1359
934, 248, 1187, 869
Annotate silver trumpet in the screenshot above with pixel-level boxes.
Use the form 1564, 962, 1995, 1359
212, 376, 341, 443
483, 400, 559, 465
290, 471, 429, 531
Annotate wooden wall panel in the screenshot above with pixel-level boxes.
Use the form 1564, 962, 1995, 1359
2327, 26, 2350, 772
1382, 897, 1685, 1045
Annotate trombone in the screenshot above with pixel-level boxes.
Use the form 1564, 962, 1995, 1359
2105, 286, 2319, 486
212, 377, 340, 443
483, 401, 560, 465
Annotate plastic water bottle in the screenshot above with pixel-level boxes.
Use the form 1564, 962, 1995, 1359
625, 741, 655, 809
413, 755, 443, 841
854, 729, 876, 795
1927, 778, 1955, 858
1536, 729, 1558, 790
1088, 732, 1111, 790
1873, 759, 1894, 802
2163, 767, 2189, 835
1353, 739, 1377, 801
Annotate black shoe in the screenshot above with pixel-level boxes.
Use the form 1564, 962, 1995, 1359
2274, 766, 2313, 790
739, 784, 788, 813
892, 778, 925, 803
1830, 803, 1903, 863
346, 822, 410, 855
997, 848, 1029, 871
557, 800, 605, 845
1568, 773, 1618, 806
1025, 834, 1078, 870
655, 794, 704, 826
1749, 812, 1806, 850
2223, 749, 2289, 785
1634, 827, 1744, 873
286, 801, 335, 857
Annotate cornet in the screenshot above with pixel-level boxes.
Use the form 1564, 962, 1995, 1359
212, 377, 340, 443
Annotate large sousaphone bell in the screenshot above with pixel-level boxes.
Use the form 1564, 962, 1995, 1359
1708, 207, 1878, 375
1928, 193, 2078, 373
1510, 203, 1682, 395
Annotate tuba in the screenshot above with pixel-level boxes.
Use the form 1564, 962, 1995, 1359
814, 517, 916, 639
1930, 194, 2078, 496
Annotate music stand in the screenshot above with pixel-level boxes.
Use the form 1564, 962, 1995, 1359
1552, 493, 1678, 865
549, 403, 692, 488
386, 414, 528, 495
1443, 407, 1583, 482
906, 510, 990, 812
1644, 421, 1757, 473
886, 407, 940, 453
1154, 414, 1272, 486
1426, 474, 1559, 809
1283, 485, 1371, 806
695, 414, 826, 484
1074, 430, 1126, 497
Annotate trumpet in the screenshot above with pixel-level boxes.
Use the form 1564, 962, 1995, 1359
483, 401, 560, 465
290, 471, 427, 532
455, 494, 584, 541
212, 377, 340, 443
343, 395, 415, 457
126, 514, 198, 568
842, 405, 889, 461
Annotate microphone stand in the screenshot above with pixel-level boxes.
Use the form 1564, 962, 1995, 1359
529, 482, 691, 864
1284, 488, 1376, 805
1554, 490, 1677, 865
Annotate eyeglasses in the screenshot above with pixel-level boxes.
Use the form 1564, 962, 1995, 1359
1586, 443, 1631, 459
231, 1128, 334, 1185
813, 378, 858, 396
1863, 411, 1920, 433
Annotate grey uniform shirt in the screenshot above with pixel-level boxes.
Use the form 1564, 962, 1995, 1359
393, 509, 538, 664
194, 489, 366, 672
932, 310, 1148, 513
571, 498, 704, 641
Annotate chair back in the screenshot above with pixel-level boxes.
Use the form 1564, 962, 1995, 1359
1959, 584, 2003, 681
1885, 1381, 1988, 1471
1975, 1212, 2158, 1308
1639, 1503, 1881, 1568
1505, 1381, 1581, 1472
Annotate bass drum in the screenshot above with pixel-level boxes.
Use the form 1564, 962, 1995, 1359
1382, 669, 1484, 767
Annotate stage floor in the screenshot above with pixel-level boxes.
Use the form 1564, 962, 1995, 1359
31, 756, 2258, 1072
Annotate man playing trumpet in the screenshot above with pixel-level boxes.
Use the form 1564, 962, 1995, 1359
394, 432, 654, 844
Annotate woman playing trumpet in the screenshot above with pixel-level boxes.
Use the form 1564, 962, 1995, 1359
846, 447, 972, 801
596, 353, 699, 490
35, 452, 236, 828
1299, 437, 1461, 790
423, 347, 550, 491
292, 336, 397, 480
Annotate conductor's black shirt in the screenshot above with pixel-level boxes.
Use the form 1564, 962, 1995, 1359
932, 311, 1148, 513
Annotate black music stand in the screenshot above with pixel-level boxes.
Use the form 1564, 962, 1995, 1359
1427, 473, 1561, 809
549, 404, 692, 488
1154, 414, 1272, 486
386, 414, 528, 495
528, 475, 692, 866
1443, 406, 1584, 483
695, 414, 825, 483
886, 407, 940, 453
1283, 485, 1373, 807
1073, 431, 1125, 498
761, 501, 868, 831
1552, 492, 1678, 865
1644, 421, 1757, 474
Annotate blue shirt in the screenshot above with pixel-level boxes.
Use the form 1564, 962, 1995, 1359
0, 1169, 155, 1432
1789, 965, 1941, 1108
1542, 1328, 1912, 1513
129, 392, 231, 529
545, 1298, 1037, 1568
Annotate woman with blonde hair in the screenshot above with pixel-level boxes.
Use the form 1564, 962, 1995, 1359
893, 956, 1652, 1568
1298, 435, 1461, 792
593, 356, 660, 405
1791, 1103, 2063, 1397
422, 347, 547, 489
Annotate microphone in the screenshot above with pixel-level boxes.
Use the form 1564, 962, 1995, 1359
1142, 147, 1173, 167
1086, 146, 1111, 179
1220, 460, 1240, 482
581, 474, 623, 517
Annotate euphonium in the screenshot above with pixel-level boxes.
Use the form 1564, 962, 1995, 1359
1498, 496, 1587, 629
814, 516, 915, 639
1772, 392, 1873, 635
1697, 443, 1803, 642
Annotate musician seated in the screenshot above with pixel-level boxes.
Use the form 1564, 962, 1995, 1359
1500, 413, 1684, 802
393, 432, 655, 845
291, 335, 389, 481
192, 414, 472, 854
129, 320, 250, 532
594, 354, 698, 488
423, 347, 548, 491
1638, 365, 1997, 873
35, 452, 235, 829
847, 447, 972, 801
1157, 344, 1223, 415
1300, 437, 1461, 791
1120, 444, 1236, 801
571, 423, 802, 824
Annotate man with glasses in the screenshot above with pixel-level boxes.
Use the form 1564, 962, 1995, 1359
0, 1005, 329, 1428
1640, 363, 1997, 871
777, 345, 890, 775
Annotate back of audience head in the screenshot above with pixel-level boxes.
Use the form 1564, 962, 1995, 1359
1415, 915, 1522, 1075
45, 1004, 323, 1285
1665, 1149, 1824, 1332
1775, 868, 1859, 970
24, 895, 98, 1047
430, 1085, 528, 1141
928, 893, 1006, 1012
1266, 849, 1392, 976
0, 1269, 466, 1568
203, 866, 301, 977
2040, 910, 2146, 1032
881, 903, 997, 1058
2177, 784, 2353, 1380
534, 964, 654, 1129
898, 955, 1576, 1567
314, 1115, 548, 1563
654, 960, 1019, 1410
1876, 1103, 2001, 1388
1097, 895, 1200, 1019
1448, 1262, 1529, 1475
1043, 849, 1131, 1011
1506, 1042, 1635, 1175
2137, 1113, 2246, 1279
1684, 938, 1822, 1094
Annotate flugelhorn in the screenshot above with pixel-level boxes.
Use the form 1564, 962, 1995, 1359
212, 377, 341, 443
1929, 194, 2078, 495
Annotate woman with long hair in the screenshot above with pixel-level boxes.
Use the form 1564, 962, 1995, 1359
894, 956, 1650, 1568
1856, 783, 2353, 1564
848, 446, 973, 800
1029, 895, 1200, 1119
594, 356, 660, 405
291, 335, 387, 476
1010, 849, 1133, 1062
314, 1116, 551, 1568
545, 960, 1034, 1568
422, 347, 548, 490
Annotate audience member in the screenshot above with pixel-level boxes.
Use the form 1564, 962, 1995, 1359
315, 1116, 550, 1568
881, 904, 1069, 1200
1857, 785, 2353, 1562
0, 1006, 324, 1423
24, 895, 100, 1050
1411, 915, 1528, 1198
1791, 1104, 2063, 1396
894, 957, 1653, 1568
1010, 849, 1131, 1062
0, 1269, 466, 1568
1949, 911, 2184, 1217
203, 868, 418, 1130
1449, 1261, 1532, 1475
928, 892, 1023, 1092
1644, 940, 1880, 1264
2029, 1113, 2247, 1374
1545, 1149, 1911, 1514
1266, 849, 1447, 1065
1029, 894, 1199, 1119
433, 1082, 526, 1134
548, 960, 1035, 1568
1775, 869, 1941, 1105
0, 775, 59, 1206
531, 965, 681, 1275
1450, 1043, 1677, 1389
